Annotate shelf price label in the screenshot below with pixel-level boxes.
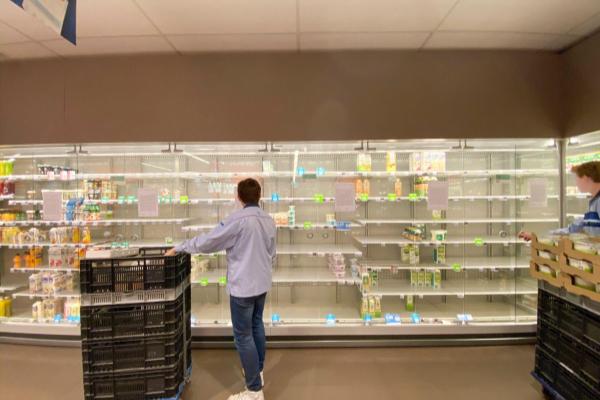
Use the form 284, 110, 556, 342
473, 238, 484, 247
451, 263, 462, 272
218, 277, 227, 286
408, 193, 418, 202
326, 314, 337, 326
359, 194, 369, 202
387, 193, 397, 201
314, 194, 325, 204
303, 222, 313, 230
199, 278, 209, 287
180, 196, 189, 204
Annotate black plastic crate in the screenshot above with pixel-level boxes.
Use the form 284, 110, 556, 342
579, 345, 600, 390
535, 346, 559, 384
84, 354, 184, 400
538, 317, 560, 357
83, 333, 183, 375
582, 312, 600, 352
558, 301, 585, 341
81, 297, 184, 342
555, 370, 580, 400
80, 250, 190, 294
539, 290, 561, 323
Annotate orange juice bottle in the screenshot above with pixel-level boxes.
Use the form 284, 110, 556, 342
13, 253, 22, 269
363, 179, 370, 196
355, 179, 363, 196
395, 179, 402, 197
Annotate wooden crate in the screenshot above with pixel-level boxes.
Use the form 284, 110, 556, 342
530, 234, 564, 288
560, 239, 600, 302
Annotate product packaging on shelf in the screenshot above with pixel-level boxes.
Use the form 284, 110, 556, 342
357, 153, 372, 172
386, 152, 397, 172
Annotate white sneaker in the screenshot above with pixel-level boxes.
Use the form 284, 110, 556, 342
227, 389, 265, 400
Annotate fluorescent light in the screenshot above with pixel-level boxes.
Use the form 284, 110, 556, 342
141, 163, 172, 172
183, 152, 210, 165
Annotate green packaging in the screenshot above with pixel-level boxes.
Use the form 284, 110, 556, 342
425, 270, 433, 288
418, 270, 426, 287
410, 269, 418, 287
406, 295, 415, 312
433, 269, 442, 289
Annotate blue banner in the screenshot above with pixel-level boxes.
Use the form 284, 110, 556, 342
10, 0, 76, 45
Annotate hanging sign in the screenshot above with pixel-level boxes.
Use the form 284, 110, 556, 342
10, 0, 77, 44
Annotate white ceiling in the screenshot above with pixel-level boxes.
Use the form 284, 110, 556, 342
0, 0, 599, 60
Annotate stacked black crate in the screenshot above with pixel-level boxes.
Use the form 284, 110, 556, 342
534, 284, 600, 400
80, 248, 192, 400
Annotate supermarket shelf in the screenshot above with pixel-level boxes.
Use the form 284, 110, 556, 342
9, 197, 236, 206
356, 218, 558, 225
2, 168, 558, 182
0, 285, 22, 293
192, 268, 361, 286
277, 243, 363, 256
1, 242, 97, 249
0, 194, 14, 201
182, 223, 360, 232
10, 267, 80, 273
353, 235, 527, 246
567, 213, 584, 219
123, 241, 363, 256
0, 218, 189, 227
359, 257, 531, 270
363, 278, 537, 297
0, 317, 80, 337
191, 299, 535, 327
12, 290, 80, 299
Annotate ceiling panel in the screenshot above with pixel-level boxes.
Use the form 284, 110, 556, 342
0, 1, 59, 41
43, 36, 174, 56
168, 34, 296, 52
136, 0, 297, 35
569, 11, 600, 35
0, 21, 30, 45
300, 32, 429, 50
0, 42, 55, 59
77, 0, 159, 37
299, 0, 457, 32
440, 0, 600, 34
425, 31, 575, 50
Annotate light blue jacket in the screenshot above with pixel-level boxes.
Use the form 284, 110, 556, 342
176, 204, 277, 298
552, 191, 600, 235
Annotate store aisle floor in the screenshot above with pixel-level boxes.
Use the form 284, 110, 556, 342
0, 344, 544, 400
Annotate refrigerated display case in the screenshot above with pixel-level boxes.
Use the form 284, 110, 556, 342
0, 139, 562, 342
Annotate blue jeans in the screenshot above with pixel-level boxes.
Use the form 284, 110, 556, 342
230, 292, 267, 392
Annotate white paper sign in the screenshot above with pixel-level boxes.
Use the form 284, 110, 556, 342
335, 183, 356, 212
138, 188, 159, 217
529, 178, 548, 207
427, 181, 449, 211
42, 191, 63, 221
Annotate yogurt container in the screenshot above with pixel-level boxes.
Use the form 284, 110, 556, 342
570, 242, 596, 272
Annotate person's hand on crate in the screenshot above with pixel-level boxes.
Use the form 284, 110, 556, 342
165, 248, 178, 257
518, 231, 533, 241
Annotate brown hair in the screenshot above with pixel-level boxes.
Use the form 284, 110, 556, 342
237, 178, 261, 204
572, 161, 600, 183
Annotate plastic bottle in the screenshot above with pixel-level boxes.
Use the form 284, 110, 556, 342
355, 179, 363, 196
4, 297, 11, 317
394, 179, 402, 197
82, 227, 91, 244
13, 253, 21, 268
363, 179, 370, 196
72, 227, 80, 243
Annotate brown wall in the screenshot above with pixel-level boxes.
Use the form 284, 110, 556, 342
564, 31, 600, 137
0, 51, 564, 145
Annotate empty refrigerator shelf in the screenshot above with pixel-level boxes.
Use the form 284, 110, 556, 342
356, 218, 558, 225
363, 278, 537, 297
359, 257, 531, 270
191, 267, 361, 286
353, 235, 528, 246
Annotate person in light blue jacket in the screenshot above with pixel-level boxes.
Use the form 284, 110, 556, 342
167, 178, 276, 400
519, 161, 600, 240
